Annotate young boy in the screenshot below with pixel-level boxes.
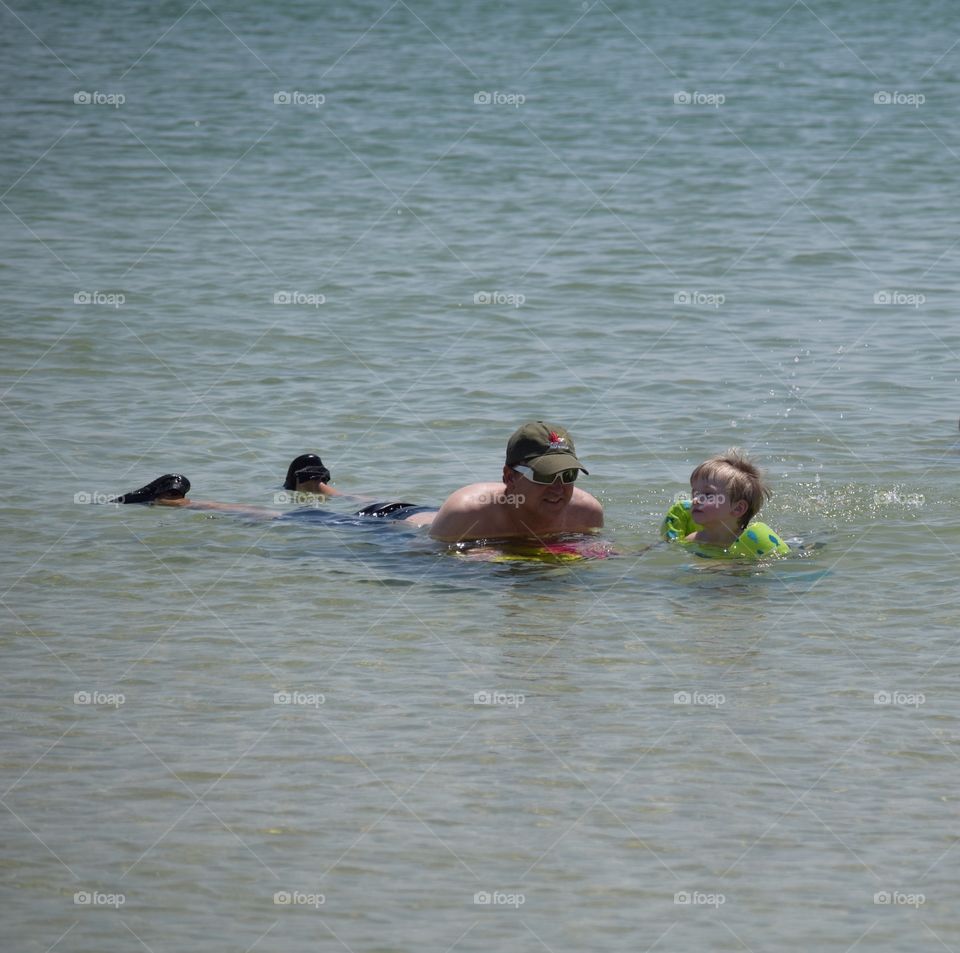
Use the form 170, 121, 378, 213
661, 449, 790, 558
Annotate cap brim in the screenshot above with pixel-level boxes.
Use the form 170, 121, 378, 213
525, 453, 589, 477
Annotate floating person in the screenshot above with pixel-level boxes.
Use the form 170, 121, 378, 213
661, 449, 789, 559
110, 456, 429, 522
110, 421, 604, 545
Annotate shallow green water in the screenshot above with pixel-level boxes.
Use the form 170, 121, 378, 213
2, 1, 959, 950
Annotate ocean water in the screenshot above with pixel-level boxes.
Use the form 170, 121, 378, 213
1, 1, 958, 950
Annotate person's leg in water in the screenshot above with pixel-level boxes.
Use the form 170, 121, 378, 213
112, 473, 283, 518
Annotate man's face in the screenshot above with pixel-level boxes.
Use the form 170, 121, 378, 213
505, 466, 575, 515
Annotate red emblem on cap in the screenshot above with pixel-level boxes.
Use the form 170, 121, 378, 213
548, 431, 566, 449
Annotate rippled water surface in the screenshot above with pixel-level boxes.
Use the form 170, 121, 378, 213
2, 1, 959, 950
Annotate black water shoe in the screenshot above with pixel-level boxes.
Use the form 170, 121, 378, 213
113, 473, 191, 504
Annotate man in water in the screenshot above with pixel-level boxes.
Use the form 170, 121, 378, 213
426, 421, 603, 541
113, 421, 603, 544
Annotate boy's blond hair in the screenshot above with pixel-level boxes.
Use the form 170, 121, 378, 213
690, 448, 772, 529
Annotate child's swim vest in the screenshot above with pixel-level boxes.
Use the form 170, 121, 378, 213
661, 500, 789, 559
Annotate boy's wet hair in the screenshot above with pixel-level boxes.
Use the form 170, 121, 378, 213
690, 448, 773, 529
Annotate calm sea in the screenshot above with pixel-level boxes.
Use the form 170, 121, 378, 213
2, 1, 958, 950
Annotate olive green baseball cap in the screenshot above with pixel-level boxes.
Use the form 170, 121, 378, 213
505, 421, 589, 477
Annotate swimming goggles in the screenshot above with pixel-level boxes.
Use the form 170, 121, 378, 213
512, 465, 579, 485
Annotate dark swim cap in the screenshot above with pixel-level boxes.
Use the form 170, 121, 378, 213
283, 454, 331, 489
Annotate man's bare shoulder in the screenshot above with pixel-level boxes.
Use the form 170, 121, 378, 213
568, 487, 604, 528
428, 483, 505, 541
439, 482, 504, 509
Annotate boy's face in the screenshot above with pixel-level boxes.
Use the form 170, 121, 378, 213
690, 477, 748, 528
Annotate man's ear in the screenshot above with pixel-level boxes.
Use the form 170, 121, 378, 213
503, 465, 515, 486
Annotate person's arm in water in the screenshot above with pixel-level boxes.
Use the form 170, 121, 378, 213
290, 477, 349, 498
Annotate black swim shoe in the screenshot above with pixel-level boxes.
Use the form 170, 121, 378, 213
113, 474, 191, 504
284, 454, 331, 489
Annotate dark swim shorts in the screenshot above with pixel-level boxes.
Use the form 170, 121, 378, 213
278, 501, 435, 526
354, 501, 436, 520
